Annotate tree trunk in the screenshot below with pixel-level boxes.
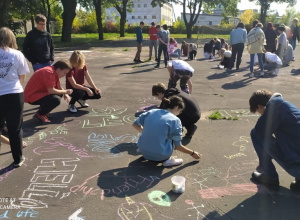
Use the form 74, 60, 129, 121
120, 15, 126, 37
23, 20, 28, 34
186, 24, 192, 39
61, 0, 77, 42
93, 0, 104, 40
31, 15, 35, 30
0, 0, 10, 27
46, 0, 51, 33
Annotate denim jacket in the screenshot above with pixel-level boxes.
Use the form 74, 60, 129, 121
255, 93, 300, 164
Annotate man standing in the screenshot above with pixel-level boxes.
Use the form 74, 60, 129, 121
148, 22, 158, 61
24, 60, 73, 123
289, 18, 300, 50
134, 21, 144, 63
228, 22, 247, 71
23, 14, 54, 72
155, 24, 169, 68
249, 89, 300, 191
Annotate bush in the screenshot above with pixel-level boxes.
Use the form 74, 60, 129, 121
103, 21, 119, 33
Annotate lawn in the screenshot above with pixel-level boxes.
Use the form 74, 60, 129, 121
16, 33, 230, 48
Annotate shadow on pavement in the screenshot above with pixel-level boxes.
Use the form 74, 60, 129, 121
222, 78, 257, 90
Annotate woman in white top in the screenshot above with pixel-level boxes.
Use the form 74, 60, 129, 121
0, 27, 29, 168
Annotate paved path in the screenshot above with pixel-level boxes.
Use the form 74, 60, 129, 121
1, 44, 300, 220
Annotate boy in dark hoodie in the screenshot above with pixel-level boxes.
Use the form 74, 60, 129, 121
23, 14, 54, 72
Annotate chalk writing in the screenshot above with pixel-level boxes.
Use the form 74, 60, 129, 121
118, 197, 153, 220
11, 158, 80, 209
219, 109, 260, 118
16, 209, 39, 218
147, 191, 171, 207
33, 137, 95, 158
68, 207, 85, 220
0, 211, 8, 219
86, 133, 140, 159
224, 136, 251, 159
185, 200, 209, 220
224, 152, 247, 159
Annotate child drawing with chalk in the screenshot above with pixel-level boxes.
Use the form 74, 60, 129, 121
66, 50, 101, 113
133, 96, 201, 167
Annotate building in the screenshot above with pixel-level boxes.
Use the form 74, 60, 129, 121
105, 0, 173, 26
182, 13, 240, 26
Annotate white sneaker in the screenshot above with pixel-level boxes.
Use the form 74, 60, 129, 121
249, 73, 254, 78
14, 156, 25, 168
260, 71, 264, 77
272, 69, 279, 76
77, 99, 89, 108
68, 104, 78, 113
162, 156, 183, 167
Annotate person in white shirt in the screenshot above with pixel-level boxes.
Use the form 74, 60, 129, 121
0, 27, 29, 168
264, 51, 282, 76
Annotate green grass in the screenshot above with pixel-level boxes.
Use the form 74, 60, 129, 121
208, 111, 238, 120
16, 33, 230, 49
122, 48, 129, 51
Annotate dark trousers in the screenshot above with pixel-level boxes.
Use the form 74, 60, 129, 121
229, 43, 244, 69
70, 87, 101, 105
157, 44, 168, 67
0, 93, 24, 164
189, 50, 197, 60
30, 95, 61, 115
168, 69, 192, 94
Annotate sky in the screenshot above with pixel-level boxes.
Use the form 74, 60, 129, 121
173, 0, 300, 18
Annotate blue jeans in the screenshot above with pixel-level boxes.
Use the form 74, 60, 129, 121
32, 62, 52, 72
251, 128, 300, 179
289, 38, 296, 50
170, 49, 181, 59
250, 53, 264, 73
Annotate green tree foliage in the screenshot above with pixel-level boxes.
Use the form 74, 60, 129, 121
279, 7, 300, 25
173, 17, 186, 33
248, 0, 296, 25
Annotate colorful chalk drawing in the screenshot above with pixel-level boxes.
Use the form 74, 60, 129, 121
33, 137, 95, 158
82, 107, 136, 128
68, 207, 85, 220
118, 197, 174, 220
186, 167, 221, 190
16, 209, 39, 218
147, 191, 171, 207
219, 109, 260, 118
185, 200, 209, 220
70, 172, 160, 198
0, 166, 15, 183
86, 133, 140, 159
11, 158, 80, 209
224, 136, 251, 159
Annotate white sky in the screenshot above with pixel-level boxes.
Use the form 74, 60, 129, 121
173, 0, 300, 18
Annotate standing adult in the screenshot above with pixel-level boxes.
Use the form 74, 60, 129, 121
0, 27, 30, 168
155, 24, 169, 68
24, 60, 73, 123
23, 14, 54, 72
134, 21, 144, 63
228, 22, 247, 71
289, 18, 300, 50
247, 23, 265, 78
264, 22, 277, 53
148, 22, 158, 61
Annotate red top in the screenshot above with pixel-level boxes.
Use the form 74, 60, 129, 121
149, 26, 158, 40
66, 65, 87, 89
24, 66, 60, 103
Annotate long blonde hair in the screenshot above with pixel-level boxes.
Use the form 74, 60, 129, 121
69, 50, 86, 69
0, 27, 18, 49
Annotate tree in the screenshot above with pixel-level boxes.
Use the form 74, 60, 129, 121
240, 9, 254, 25
249, 0, 296, 25
0, 0, 10, 28
93, 0, 104, 40
61, 0, 77, 42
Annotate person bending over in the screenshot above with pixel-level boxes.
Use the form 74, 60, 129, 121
24, 60, 73, 123
133, 96, 201, 167
66, 50, 101, 113
249, 89, 300, 191
152, 83, 200, 139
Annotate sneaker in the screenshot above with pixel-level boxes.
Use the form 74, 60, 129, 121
77, 99, 89, 108
162, 156, 183, 167
249, 73, 254, 78
290, 178, 300, 192
154, 65, 159, 68
13, 156, 25, 168
34, 112, 51, 123
68, 104, 78, 113
260, 71, 264, 77
251, 171, 280, 191
185, 125, 197, 139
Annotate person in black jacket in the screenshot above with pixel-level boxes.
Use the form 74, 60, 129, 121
23, 14, 54, 72
264, 22, 277, 53
152, 82, 201, 139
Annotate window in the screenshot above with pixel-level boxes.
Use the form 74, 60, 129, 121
144, 4, 147, 7
138, 16, 141, 19
132, 16, 135, 19
144, 16, 147, 19
209, 21, 212, 25
152, 15, 156, 19
137, 4, 141, 8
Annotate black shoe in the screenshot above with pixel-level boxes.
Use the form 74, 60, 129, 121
133, 59, 137, 62
13, 156, 25, 168
154, 65, 159, 68
251, 171, 280, 191
185, 125, 197, 139
137, 59, 144, 63
290, 178, 300, 192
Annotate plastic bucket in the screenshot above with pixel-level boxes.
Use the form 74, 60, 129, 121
171, 176, 186, 193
